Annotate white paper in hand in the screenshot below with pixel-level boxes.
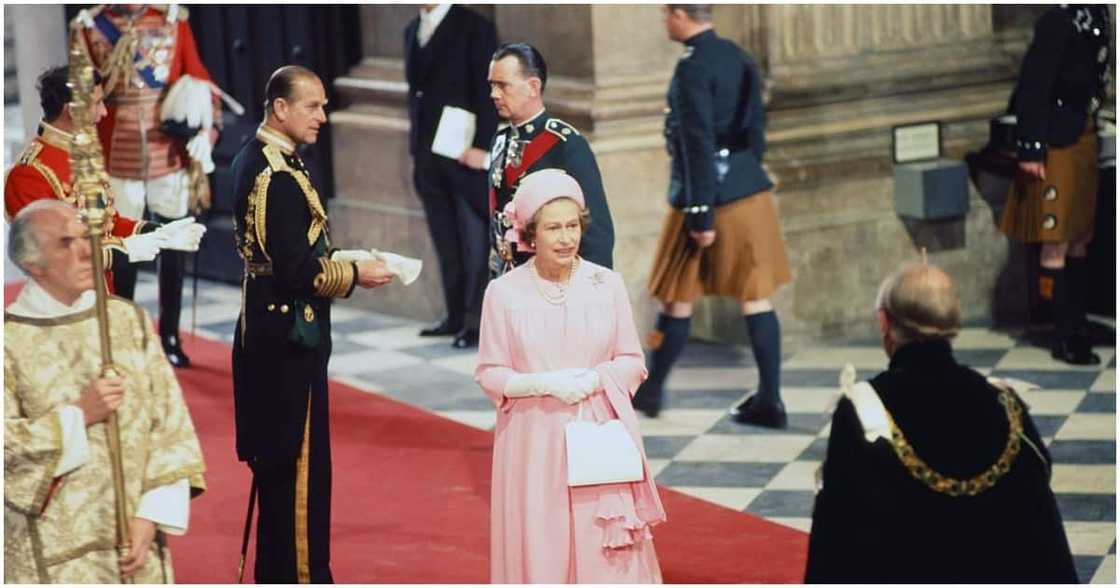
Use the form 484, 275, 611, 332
431, 106, 476, 160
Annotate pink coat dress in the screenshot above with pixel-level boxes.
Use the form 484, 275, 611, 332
476, 260, 667, 584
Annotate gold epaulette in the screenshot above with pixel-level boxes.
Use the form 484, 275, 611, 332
14, 141, 42, 166
545, 118, 579, 142
10, 141, 69, 203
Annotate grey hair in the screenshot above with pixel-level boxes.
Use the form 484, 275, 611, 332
667, 4, 713, 22
8, 199, 75, 271
875, 262, 961, 345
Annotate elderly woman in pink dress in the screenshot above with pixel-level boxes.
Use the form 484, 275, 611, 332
476, 168, 667, 583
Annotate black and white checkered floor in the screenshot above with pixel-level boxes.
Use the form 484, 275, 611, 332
144, 275, 1116, 584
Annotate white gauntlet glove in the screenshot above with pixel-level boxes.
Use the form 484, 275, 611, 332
504, 368, 601, 404
121, 232, 165, 263
186, 132, 215, 174
330, 249, 374, 262
156, 217, 207, 252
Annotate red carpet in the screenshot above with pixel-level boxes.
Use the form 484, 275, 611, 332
170, 334, 808, 583
2, 282, 808, 582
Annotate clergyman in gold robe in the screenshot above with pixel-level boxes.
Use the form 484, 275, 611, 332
4, 200, 206, 583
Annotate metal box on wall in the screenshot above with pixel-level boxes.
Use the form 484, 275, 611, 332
892, 159, 970, 220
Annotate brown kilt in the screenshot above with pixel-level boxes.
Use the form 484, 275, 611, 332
648, 191, 792, 303
1000, 120, 1098, 243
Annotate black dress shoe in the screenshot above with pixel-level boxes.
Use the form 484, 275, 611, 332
161, 334, 192, 369
1051, 335, 1101, 365
452, 329, 479, 349
632, 382, 662, 418
420, 318, 461, 337
730, 396, 788, 429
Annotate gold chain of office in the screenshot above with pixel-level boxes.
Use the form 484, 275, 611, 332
885, 387, 1024, 497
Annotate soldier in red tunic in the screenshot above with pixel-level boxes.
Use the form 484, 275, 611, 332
77, 3, 219, 367
5, 66, 205, 295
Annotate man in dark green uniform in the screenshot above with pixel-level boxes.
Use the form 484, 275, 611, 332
230, 65, 394, 583
633, 5, 792, 426
486, 42, 615, 274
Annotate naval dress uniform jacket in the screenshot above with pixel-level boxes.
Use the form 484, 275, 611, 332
231, 125, 358, 583
805, 340, 1077, 583
666, 29, 772, 232
488, 110, 615, 272
405, 5, 497, 331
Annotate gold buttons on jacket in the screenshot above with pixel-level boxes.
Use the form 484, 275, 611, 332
304, 304, 315, 322
267, 303, 276, 311
280, 304, 290, 314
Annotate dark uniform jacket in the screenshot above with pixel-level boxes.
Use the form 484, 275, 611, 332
230, 125, 358, 467
667, 29, 772, 232
404, 5, 498, 161
805, 340, 1077, 583
1013, 5, 1111, 162
489, 109, 615, 269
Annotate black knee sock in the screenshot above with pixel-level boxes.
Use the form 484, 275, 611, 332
1065, 257, 1089, 335
1050, 264, 1074, 340
745, 311, 782, 405
639, 314, 691, 405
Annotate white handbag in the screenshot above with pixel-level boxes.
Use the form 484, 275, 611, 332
565, 402, 644, 487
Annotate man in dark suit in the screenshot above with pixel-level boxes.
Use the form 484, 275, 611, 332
405, 4, 498, 348
487, 42, 615, 275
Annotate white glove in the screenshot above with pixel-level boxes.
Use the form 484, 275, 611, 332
504, 368, 600, 404
122, 232, 165, 263
330, 249, 375, 262
186, 132, 215, 174
331, 249, 422, 285
157, 217, 207, 252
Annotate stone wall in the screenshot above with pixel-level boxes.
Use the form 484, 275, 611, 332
330, 5, 1044, 350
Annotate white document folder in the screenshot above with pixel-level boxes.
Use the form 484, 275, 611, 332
431, 106, 476, 160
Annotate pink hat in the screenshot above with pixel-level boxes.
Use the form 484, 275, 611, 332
503, 168, 586, 252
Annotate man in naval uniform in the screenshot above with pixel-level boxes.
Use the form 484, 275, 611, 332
231, 65, 395, 583
78, 3, 220, 368
486, 42, 615, 275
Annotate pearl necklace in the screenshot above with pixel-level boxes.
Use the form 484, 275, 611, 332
531, 257, 578, 305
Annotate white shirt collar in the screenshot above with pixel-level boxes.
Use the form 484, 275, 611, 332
6, 279, 96, 319
417, 4, 453, 47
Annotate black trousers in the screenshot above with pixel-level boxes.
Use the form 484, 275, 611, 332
110, 212, 187, 342
412, 154, 489, 331
253, 385, 333, 584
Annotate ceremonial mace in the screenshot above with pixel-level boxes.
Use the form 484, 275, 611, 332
68, 22, 133, 582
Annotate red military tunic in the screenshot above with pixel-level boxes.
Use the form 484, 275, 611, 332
4, 122, 153, 283
82, 4, 216, 181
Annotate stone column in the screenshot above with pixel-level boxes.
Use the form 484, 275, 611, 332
11, 5, 67, 140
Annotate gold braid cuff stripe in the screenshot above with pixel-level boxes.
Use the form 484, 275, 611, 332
887, 388, 1023, 497
313, 259, 354, 299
